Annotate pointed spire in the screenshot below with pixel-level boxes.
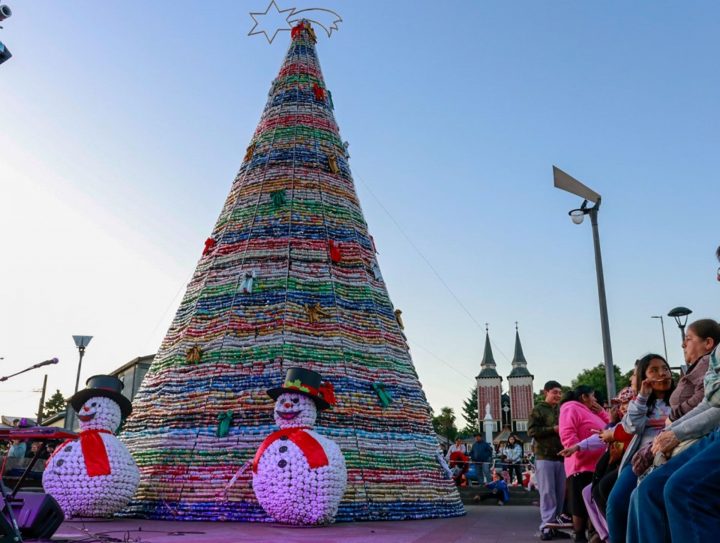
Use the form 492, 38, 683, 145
477, 324, 501, 379
509, 323, 532, 378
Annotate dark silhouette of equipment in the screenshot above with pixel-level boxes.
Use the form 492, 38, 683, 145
0, 429, 74, 541
0, 492, 64, 541
0, 4, 11, 66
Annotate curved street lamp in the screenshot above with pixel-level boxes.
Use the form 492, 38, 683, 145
553, 166, 616, 399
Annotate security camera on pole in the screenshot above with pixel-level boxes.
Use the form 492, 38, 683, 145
0, 4, 12, 66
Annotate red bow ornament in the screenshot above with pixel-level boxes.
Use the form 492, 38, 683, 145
328, 240, 341, 263
291, 22, 305, 39
318, 381, 336, 406
203, 237, 217, 256
313, 83, 326, 101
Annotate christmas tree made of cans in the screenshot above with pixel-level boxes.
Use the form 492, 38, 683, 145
122, 22, 464, 522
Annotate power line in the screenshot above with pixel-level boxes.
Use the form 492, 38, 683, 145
355, 172, 511, 363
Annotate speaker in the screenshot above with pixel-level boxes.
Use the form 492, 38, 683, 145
0, 492, 64, 540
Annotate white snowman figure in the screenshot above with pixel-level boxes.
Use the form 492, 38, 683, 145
252, 367, 347, 525
43, 374, 140, 518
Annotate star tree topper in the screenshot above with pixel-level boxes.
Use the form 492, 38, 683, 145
248, 0, 343, 44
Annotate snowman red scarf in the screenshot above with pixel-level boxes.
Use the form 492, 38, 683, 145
252, 427, 328, 473
52, 429, 113, 477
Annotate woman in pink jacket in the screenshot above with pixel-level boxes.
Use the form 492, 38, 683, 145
559, 385, 610, 542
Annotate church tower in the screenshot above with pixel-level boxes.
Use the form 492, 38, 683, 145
507, 324, 534, 436
475, 326, 502, 432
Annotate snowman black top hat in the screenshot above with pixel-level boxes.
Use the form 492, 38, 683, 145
69, 374, 133, 419
267, 367, 336, 411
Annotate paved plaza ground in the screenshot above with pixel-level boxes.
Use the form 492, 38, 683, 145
51, 506, 542, 543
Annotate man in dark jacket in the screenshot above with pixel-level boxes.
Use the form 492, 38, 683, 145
469, 433, 494, 484
528, 380, 565, 540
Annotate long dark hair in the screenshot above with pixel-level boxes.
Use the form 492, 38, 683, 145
562, 384, 595, 405
506, 434, 521, 449
635, 353, 675, 414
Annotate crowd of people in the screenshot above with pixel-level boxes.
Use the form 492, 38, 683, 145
529, 311, 720, 541
442, 431, 536, 506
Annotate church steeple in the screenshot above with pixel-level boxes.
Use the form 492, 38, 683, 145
509, 322, 532, 378
477, 324, 501, 379
475, 323, 503, 434
507, 322, 535, 438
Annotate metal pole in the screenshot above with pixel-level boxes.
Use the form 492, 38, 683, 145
67, 346, 86, 431
589, 203, 616, 399
659, 316, 669, 362
73, 346, 85, 394
36, 373, 48, 425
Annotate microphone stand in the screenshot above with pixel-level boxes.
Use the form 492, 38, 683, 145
0, 360, 57, 382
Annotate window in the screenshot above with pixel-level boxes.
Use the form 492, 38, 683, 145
515, 420, 528, 432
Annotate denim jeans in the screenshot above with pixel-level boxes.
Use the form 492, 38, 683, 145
480, 461, 492, 484
627, 428, 720, 543
606, 462, 637, 543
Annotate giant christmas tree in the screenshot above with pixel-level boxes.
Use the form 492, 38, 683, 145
122, 22, 464, 522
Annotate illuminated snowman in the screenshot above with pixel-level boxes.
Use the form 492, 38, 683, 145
43, 375, 140, 518
252, 367, 347, 525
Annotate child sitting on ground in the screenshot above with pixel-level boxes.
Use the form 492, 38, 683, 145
474, 471, 510, 505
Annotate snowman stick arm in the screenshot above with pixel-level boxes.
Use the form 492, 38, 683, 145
223, 460, 252, 492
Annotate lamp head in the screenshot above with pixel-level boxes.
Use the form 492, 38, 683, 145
569, 209, 585, 224
668, 306, 692, 328
0, 5, 11, 22
72, 335, 93, 349
569, 201, 589, 225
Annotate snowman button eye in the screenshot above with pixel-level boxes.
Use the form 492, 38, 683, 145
91, 402, 97, 407
291, 397, 299, 404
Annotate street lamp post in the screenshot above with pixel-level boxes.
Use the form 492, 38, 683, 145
68, 335, 92, 430
651, 315, 669, 363
553, 166, 616, 399
667, 307, 692, 342
72, 335, 93, 394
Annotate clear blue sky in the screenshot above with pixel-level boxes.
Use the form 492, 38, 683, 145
1, 1, 718, 423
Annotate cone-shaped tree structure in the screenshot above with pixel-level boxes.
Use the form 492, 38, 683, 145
122, 22, 463, 522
